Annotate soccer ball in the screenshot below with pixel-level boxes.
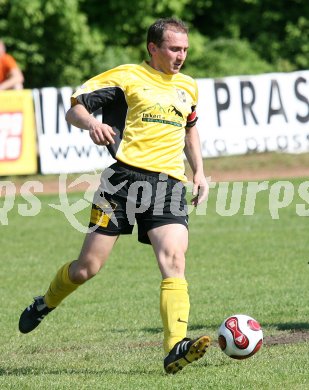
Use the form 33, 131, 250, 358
218, 314, 263, 359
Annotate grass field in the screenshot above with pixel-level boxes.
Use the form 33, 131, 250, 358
1, 156, 309, 389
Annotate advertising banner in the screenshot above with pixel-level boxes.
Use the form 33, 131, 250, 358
197, 70, 309, 157
0, 90, 37, 176
34, 70, 309, 174
33, 87, 115, 174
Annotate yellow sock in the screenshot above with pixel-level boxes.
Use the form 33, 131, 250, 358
44, 262, 82, 308
160, 277, 190, 354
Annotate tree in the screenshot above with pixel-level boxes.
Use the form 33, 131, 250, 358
0, 0, 307, 88
0, 0, 105, 87
189, 0, 309, 72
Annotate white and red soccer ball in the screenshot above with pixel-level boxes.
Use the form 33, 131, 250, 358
218, 314, 263, 359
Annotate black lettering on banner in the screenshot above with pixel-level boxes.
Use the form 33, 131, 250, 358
56, 89, 71, 134
294, 77, 309, 123
292, 134, 302, 150
201, 140, 212, 156
240, 81, 258, 125
50, 144, 108, 159
245, 137, 259, 153
263, 136, 272, 152
267, 80, 288, 124
51, 146, 69, 159
276, 135, 288, 151
39, 89, 45, 134
213, 139, 227, 155
214, 82, 230, 127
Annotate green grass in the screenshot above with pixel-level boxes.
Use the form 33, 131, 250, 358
200, 151, 309, 172
1, 175, 309, 389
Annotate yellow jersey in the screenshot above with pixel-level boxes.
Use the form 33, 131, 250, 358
71, 61, 198, 181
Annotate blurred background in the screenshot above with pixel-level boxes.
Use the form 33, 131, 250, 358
1, 0, 308, 88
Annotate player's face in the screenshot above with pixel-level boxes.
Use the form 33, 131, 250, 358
149, 29, 189, 75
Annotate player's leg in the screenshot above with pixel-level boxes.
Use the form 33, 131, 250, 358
148, 223, 189, 350
45, 232, 118, 306
19, 161, 133, 334
18, 232, 118, 334
148, 224, 210, 374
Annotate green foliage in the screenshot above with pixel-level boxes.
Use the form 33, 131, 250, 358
187, 0, 309, 73
0, 0, 308, 87
80, 0, 193, 45
284, 16, 309, 70
0, 0, 105, 87
184, 34, 274, 78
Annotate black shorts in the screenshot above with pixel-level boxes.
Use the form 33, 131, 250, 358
89, 161, 188, 244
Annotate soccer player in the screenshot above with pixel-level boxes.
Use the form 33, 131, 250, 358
0, 39, 24, 90
19, 17, 211, 374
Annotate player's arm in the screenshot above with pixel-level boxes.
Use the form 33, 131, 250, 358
184, 124, 209, 206
65, 103, 115, 145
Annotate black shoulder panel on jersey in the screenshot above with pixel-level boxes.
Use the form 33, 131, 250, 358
76, 87, 128, 159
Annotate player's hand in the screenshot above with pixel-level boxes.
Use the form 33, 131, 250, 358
89, 122, 116, 146
191, 174, 209, 207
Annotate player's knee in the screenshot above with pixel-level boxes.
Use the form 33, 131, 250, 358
69, 258, 101, 283
171, 252, 185, 274
76, 267, 97, 282
160, 247, 186, 276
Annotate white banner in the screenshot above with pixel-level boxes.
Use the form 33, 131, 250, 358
33, 87, 115, 174
197, 70, 309, 157
34, 70, 309, 174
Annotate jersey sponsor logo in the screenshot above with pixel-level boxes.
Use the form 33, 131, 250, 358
142, 103, 184, 127
170, 105, 183, 118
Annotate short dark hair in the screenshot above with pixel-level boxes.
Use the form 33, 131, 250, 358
147, 18, 188, 54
